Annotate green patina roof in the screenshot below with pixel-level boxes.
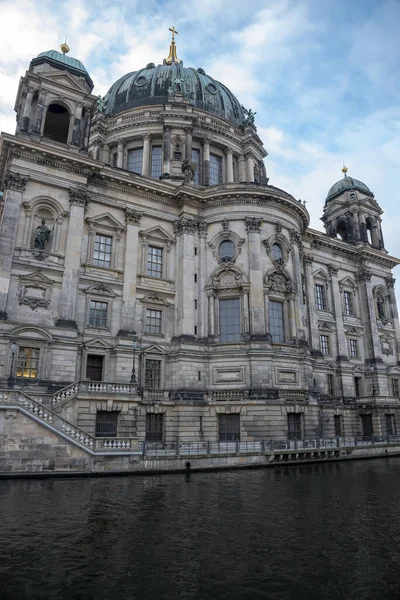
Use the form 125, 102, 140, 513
30, 50, 93, 89
326, 176, 373, 202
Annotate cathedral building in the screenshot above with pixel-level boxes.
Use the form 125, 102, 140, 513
0, 32, 399, 447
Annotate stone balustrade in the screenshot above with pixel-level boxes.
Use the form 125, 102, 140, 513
48, 381, 137, 406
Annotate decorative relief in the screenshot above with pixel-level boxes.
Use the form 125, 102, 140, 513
318, 322, 334, 332
385, 276, 396, 289
356, 269, 372, 283
174, 217, 198, 236
380, 334, 394, 356
209, 264, 248, 291
17, 272, 53, 310
275, 223, 282, 233
221, 219, 229, 231
125, 208, 143, 226
304, 253, 314, 265
198, 221, 208, 237
4, 171, 28, 192
264, 271, 293, 296
208, 230, 245, 264
344, 327, 362, 337
69, 187, 90, 208
327, 264, 338, 277
245, 217, 262, 233
85, 283, 116, 297
142, 293, 170, 306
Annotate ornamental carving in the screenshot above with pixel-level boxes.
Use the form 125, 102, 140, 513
4, 171, 28, 192
275, 223, 282, 233
69, 187, 90, 208
221, 219, 229, 231
380, 334, 394, 356
385, 276, 396, 289
198, 221, 208, 237
125, 208, 143, 226
17, 272, 53, 310
174, 217, 198, 236
212, 269, 244, 290
245, 217, 262, 233
264, 272, 293, 296
304, 253, 313, 265
356, 270, 372, 283
327, 264, 338, 277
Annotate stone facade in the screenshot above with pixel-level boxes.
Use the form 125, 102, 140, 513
0, 44, 400, 453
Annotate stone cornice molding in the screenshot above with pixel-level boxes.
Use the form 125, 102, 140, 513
4, 171, 28, 192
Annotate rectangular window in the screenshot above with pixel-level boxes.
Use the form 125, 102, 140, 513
16, 347, 40, 379
218, 414, 240, 442
320, 335, 329, 355
287, 413, 302, 440
147, 246, 163, 278
315, 284, 326, 310
86, 355, 104, 381
146, 413, 164, 442
334, 415, 342, 437
145, 309, 162, 334
127, 147, 143, 173
89, 300, 108, 328
349, 339, 358, 358
151, 146, 162, 178
219, 298, 241, 342
95, 411, 118, 438
386, 414, 395, 436
344, 291, 353, 316
210, 154, 222, 185
145, 359, 161, 389
391, 379, 399, 397
192, 148, 201, 185
354, 377, 362, 397
327, 373, 335, 396
93, 234, 112, 268
269, 301, 285, 343
194, 299, 198, 309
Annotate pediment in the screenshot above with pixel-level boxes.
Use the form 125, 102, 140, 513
85, 283, 116, 297
345, 327, 362, 337
19, 271, 54, 285
339, 276, 356, 290
39, 70, 88, 94
363, 197, 382, 212
318, 322, 334, 332
140, 226, 174, 242
142, 294, 170, 306
145, 344, 164, 354
85, 337, 111, 348
313, 269, 329, 281
353, 365, 365, 373
325, 362, 337, 370
86, 212, 124, 230
387, 366, 400, 375
11, 326, 52, 340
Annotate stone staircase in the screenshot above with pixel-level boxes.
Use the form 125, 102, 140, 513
0, 389, 139, 454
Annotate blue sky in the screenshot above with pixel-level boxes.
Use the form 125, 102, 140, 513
1, 0, 399, 276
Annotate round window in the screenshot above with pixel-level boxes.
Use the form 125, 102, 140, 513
135, 75, 147, 87
272, 243, 283, 260
219, 240, 235, 261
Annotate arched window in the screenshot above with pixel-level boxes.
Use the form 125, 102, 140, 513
43, 103, 70, 143
219, 240, 235, 261
365, 218, 379, 246
271, 243, 283, 260
336, 220, 349, 242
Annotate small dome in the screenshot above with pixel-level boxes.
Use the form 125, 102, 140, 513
30, 49, 93, 89
104, 62, 246, 126
326, 175, 373, 202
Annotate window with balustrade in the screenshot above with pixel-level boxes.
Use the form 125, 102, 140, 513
386, 414, 395, 436
218, 414, 240, 442
343, 291, 353, 316
127, 147, 143, 173
334, 415, 342, 437
210, 154, 222, 185
391, 378, 400, 397
327, 373, 335, 396
145, 359, 161, 389
16, 347, 40, 379
147, 246, 163, 278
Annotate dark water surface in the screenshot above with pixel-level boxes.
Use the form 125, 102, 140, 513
1, 459, 400, 600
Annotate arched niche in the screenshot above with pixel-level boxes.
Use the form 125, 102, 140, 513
22, 196, 68, 254
43, 103, 70, 144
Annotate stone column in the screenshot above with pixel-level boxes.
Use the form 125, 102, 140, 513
198, 222, 208, 338
72, 102, 83, 146
289, 230, 306, 341
21, 87, 35, 132
352, 211, 361, 241
56, 187, 90, 328
185, 128, 193, 161
246, 153, 255, 182
288, 296, 297, 339
163, 126, 171, 174
225, 148, 234, 183
207, 292, 215, 338
0, 172, 28, 319
82, 111, 92, 150
142, 134, 151, 177
174, 217, 197, 339
203, 139, 210, 186
304, 254, 320, 353
33, 89, 47, 135
117, 139, 124, 168
329, 265, 347, 359
67, 114, 75, 144
239, 155, 246, 182
102, 144, 110, 164
357, 269, 381, 363
243, 288, 250, 335
245, 217, 265, 337
377, 218, 385, 249
120, 209, 143, 335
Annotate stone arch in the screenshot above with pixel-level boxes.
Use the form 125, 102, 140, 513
23, 196, 67, 252
42, 99, 72, 143
208, 263, 249, 289
373, 284, 390, 323
336, 219, 351, 242
208, 229, 245, 264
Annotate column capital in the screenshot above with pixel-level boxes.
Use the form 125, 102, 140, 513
245, 217, 262, 233
202, 137, 211, 147
4, 171, 28, 192
327, 263, 338, 277
69, 186, 90, 208
304, 253, 314, 265
356, 269, 372, 282
117, 138, 125, 147
198, 221, 208, 237
143, 133, 151, 141
174, 217, 198, 236
224, 147, 233, 156
125, 208, 143, 226
385, 275, 396, 289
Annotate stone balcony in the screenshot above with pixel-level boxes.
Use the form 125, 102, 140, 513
319, 395, 400, 407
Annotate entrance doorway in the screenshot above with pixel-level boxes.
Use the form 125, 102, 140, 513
86, 355, 104, 381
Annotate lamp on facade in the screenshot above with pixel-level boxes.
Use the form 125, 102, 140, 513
8, 341, 18, 388
130, 337, 141, 384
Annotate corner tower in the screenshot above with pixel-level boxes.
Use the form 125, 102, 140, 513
321, 167, 385, 250
14, 41, 96, 151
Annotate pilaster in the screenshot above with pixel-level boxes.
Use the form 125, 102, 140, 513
174, 217, 197, 339
245, 217, 265, 336
120, 209, 143, 335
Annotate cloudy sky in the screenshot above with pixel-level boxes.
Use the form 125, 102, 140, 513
1, 0, 399, 268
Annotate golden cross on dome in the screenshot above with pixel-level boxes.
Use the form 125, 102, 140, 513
169, 26, 178, 41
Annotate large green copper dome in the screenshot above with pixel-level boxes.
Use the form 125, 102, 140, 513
104, 62, 246, 126
326, 175, 372, 202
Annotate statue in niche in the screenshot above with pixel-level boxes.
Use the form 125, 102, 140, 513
377, 297, 386, 320
181, 159, 196, 184
34, 219, 53, 250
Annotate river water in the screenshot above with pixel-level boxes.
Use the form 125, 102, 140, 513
1, 459, 400, 600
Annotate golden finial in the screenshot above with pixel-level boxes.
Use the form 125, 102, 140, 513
165, 26, 181, 65
342, 164, 348, 176
60, 37, 70, 54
